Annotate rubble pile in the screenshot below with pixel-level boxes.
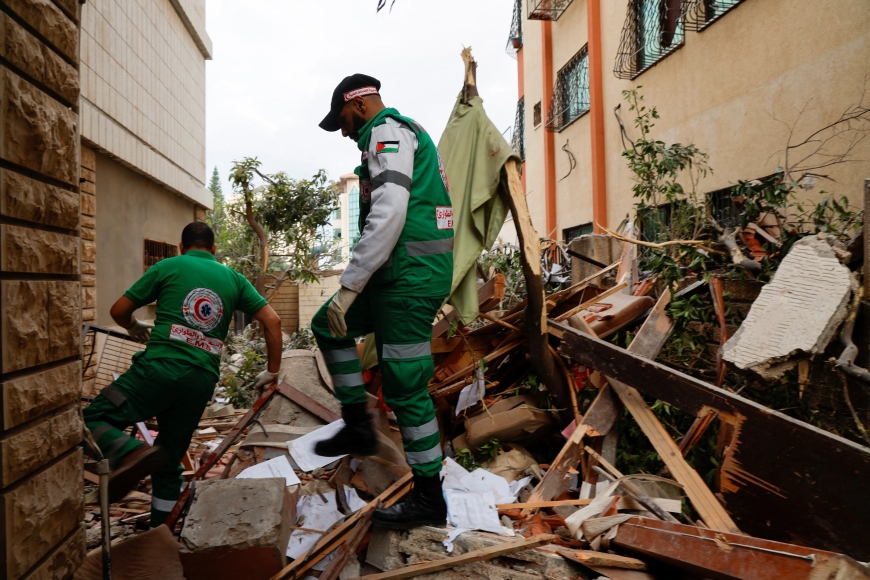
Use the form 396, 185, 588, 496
79, 224, 870, 579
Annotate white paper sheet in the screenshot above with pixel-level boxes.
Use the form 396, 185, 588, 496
441, 457, 471, 491
445, 490, 512, 535
344, 487, 368, 512
442, 527, 469, 554
287, 419, 348, 472
286, 493, 345, 560
236, 455, 301, 487
461, 468, 514, 504
455, 369, 486, 415
509, 475, 533, 498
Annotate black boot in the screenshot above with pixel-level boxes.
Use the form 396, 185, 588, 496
314, 402, 378, 457
372, 473, 447, 529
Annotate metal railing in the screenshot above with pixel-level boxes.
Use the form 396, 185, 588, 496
614, 0, 688, 79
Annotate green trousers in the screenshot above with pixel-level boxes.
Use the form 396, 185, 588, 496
311, 291, 445, 477
82, 354, 215, 526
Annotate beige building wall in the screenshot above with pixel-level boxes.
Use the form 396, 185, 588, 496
298, 273, 343, 328
518, 0, 870, 239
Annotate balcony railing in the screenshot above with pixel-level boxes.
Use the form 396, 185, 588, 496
527, 0, 574, 21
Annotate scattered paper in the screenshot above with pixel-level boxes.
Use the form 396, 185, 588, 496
445, 490, 513, 536
286, 493, 345, 560
509, 476, 533, 498
344, 487, 368, 512
441, 457, 471, 491
236, 455, 300, 487
455, 369, 485, 415
442, 527, 469, 554
287, 419, 348, 472
461, 468, 514, 504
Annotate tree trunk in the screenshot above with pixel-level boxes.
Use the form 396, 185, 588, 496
499, 163, 573, 425
245, 196, 269, 296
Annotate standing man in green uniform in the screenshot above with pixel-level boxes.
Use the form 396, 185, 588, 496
313, 74, 454, 529
83, 222, 282, 526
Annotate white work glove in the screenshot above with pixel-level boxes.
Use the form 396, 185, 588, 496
125, 319, 153, 343
327, 287, 359, 338
253, 370, 278, 390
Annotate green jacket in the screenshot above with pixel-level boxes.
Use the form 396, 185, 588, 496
341, 108, 454, 297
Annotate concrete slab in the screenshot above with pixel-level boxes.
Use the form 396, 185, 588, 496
723, 234, 854, 380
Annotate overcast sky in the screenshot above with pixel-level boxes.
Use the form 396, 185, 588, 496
204, 0, 519, 194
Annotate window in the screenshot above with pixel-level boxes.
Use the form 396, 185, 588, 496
533, 101, 542, 128
506, 0, 523, 57
332, 206, 342, 220
614, 0, 686, 79
564, 222, 593, 243
511, 97, 526, 160
707, 186, 739, 229
527, 0, 574, 21
546, 46, 589, 132
638, 203, 674, 244
685, 0, 746, 31
143, 239, 178, 272
334, 228, 342, 240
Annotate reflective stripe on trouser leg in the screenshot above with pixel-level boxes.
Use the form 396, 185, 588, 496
310, 296, 371, 406
381, 340, 443, 477
151, 496, 176, 512
88, 420, 143, 469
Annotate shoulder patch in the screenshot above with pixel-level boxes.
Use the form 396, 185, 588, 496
377, 141, 399, 154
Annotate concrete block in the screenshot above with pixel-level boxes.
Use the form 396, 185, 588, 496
0, 68, 79, 186
82, 285, 96, 309
0, 405, 82, 486
179, 478, 293, 580
81, 215, 95, 229
81, 191, 95, 215
79, 167, 95, 183
21, 524, 85, 580
0, 169, 79, 230
1, 279, 48, 373
1, 360, 80, 430
3, 0, 78, 61
1, 225, 79, 274
0, 13, 77, 105
81, 180, 95, 195
82, 308, 95, 322
47, 281, 80, 361
48, 0, 80, 24
1, 449, 84, 580
570, 234, 623, 285
366, 526, 407, 571
723, 234, 854, 380
81, 261, 95, 275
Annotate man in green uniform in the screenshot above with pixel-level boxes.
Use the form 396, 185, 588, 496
313, 74, 454, 529
83, 222, 282, 526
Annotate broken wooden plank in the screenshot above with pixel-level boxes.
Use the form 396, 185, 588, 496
276, 383, 340, 423
271, 472, 413, 580
496, 499, 594, 510
429, 338, 525, 394
612, 517, 869, 580
624, 288, 674, 358
556, 319, 870, 560
318, 508, 374, 580
346, 534, 556, 580
553, 281, 629, 322
556, 548, 648, 571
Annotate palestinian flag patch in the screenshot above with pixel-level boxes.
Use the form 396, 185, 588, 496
377, 141, 400, 153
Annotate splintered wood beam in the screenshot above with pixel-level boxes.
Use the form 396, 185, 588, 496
433, 274, 505, 338
499, 162, 572, 424
276, 383, 340, 424
556, 318, 870, 561
347, 534, 556, 580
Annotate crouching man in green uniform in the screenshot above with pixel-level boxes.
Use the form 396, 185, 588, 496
312, 74, 454, 529
83, 222, 282, 526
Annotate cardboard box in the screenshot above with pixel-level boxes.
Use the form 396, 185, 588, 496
461, 395, 556, 450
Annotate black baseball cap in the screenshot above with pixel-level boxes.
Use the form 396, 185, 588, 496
319, 74, 382, 132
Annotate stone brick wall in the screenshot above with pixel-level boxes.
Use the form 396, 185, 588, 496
0, 1, 86, 578
81, 146, 95, 322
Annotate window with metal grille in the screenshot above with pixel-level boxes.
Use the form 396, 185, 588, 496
638, 203, 674, 243
533, 101, 542, 128
685, 0, 746, 31
614, 0, 687, 79
707, 186, 739, 229
511, 97, 526, 160
564, 222, 593, 243
546, 46, 590, 132
527, 0, 574, 21
506, 0, 523, 57
143, 239, 179, 271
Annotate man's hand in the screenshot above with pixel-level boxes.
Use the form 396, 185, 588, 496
125, 319, 154, 343
253, 370, 278, 390
327, 288, 359, 338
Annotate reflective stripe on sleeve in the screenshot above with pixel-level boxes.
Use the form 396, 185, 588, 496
332, 372, 365, 387
151, 496, 177, 512
322, 347, 359, 365
382, 342, 431, 360
101, 384, 127, 407
406, 238, 454, 257
399, 418, 440, 442
372, 170, 412, 192
405, 444, 443, 465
